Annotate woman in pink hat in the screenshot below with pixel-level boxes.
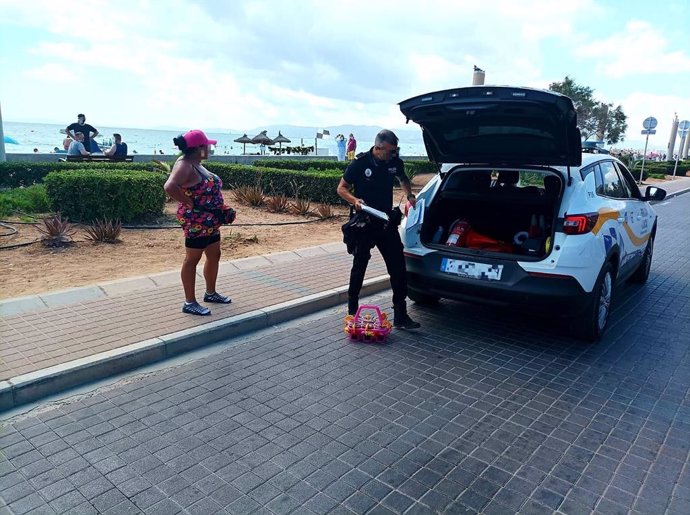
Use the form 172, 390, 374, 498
164, 129, 235, 316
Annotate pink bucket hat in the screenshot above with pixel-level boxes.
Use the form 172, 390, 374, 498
183, 129, 217, 148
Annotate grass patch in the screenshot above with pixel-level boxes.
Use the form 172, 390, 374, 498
0, 184, 51, 218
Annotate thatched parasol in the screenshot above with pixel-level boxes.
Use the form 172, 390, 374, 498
251, 130, 274, 144
233, 133, 253, 154
272, 131, 291, 151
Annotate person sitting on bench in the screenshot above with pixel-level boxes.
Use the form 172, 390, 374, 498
67, 133, 91, 156
103, 133, 128, 158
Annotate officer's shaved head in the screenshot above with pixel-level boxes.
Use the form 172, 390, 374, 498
375, 129, 399, 147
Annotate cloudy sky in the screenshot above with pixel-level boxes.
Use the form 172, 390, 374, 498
1, 0, 689, 149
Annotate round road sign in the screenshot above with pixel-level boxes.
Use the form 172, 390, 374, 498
643, 117, 658, 130
679, 120, 690, 131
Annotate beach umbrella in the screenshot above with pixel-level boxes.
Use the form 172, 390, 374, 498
233, 133, 253, 154
272, 131, 291, 151
251, 130, 274, 145
251, 130, 274, 155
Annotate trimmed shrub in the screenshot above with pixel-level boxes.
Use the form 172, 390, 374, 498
257, 159, 348, 172
0, 161, 158, 189
257, 158, 439, 179
44, 170, 167, 222
628, 160, 690, 180
0, 184, 51, 217
203, 163, 343, 204
405, 160, 438, 178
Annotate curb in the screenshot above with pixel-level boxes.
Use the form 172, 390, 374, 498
0, 275, 390, 412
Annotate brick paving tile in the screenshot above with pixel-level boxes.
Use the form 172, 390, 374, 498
0, 194, 689, 514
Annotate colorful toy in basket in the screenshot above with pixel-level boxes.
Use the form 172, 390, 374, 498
344, 304, 393, 343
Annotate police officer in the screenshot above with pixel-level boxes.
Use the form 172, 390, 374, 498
337, 129, 420, 330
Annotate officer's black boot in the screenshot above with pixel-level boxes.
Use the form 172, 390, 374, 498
394, 301, 420, 330
348, 298, 359, 316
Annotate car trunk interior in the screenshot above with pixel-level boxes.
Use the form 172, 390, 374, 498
421, 167, 563, 260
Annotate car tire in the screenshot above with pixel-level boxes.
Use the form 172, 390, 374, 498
629, 234, 654, 284
408, 289, 439, 305
576, 262, 614, 342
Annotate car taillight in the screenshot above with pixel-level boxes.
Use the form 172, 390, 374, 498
563, 213, 598, 235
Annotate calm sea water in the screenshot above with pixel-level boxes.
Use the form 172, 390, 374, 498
2, 121, 427, 157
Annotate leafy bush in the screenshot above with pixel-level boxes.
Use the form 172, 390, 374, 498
0, 161, 159, 189
266, 194, 290, 213
258, 158, 439, 179
404, 160, 438, 178
626, 160, 690, 180
257, 159, 348, 172
203, 163, 343, 204
37, 213, 75, 247
232, 185, 265, 206
84, 218, 123, 243
315, 204, 336, 219
44, 170, 166, 222
0, 184, 51, 217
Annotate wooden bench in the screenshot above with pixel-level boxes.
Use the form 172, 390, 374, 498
60, 155, 134, 163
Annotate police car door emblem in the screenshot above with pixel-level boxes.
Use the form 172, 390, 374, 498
364, 168, 372, 177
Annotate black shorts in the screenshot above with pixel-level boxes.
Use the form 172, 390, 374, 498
185, 232, 221, 249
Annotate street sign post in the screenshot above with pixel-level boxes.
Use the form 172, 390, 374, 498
639, 117, 657, 184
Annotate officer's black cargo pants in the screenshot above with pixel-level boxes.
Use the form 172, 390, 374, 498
348, 225, 407, 310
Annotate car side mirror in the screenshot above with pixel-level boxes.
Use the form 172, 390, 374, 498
644, 186, 666, 201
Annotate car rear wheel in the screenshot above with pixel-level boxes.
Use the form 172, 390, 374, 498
576, 262, 613, 342
629, 234, 654, 284
408, 289, 440, 305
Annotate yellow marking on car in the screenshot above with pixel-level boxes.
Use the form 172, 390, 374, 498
591, 209, 619, 235
622, 223, 651, 247
591, 208, 650, 246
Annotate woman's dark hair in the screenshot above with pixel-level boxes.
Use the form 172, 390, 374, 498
173, 134, 198, 156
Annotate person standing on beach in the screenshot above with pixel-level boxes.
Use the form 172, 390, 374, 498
164, 129, 235, 316
347, 133, 357, 160
336, 129, 420, 330
66, 114, 99, 153
336, 134, 346, 161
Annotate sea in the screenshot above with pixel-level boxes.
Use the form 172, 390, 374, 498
2, 121, 428, 157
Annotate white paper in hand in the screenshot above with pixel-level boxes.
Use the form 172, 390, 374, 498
361, 205, 389, 221
406, 198, 424, 226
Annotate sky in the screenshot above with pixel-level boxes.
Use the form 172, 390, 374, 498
1, 0, 689, 151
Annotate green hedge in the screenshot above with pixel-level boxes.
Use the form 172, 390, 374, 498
204, 163, 343, 204
0, 161, 157, 189
257, 159, 348, 172
44, 170, 167, 222
255, 158, 438, 179
628, 160, 690, 179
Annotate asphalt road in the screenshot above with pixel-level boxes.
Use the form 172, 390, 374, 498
1, 194, 688, 514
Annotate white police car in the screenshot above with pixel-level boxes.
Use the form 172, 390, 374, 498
399, 86, 666, 341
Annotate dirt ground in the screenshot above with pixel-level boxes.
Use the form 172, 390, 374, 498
0, 176, 433, 299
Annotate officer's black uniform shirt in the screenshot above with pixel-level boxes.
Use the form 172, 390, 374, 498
342, 148, 409, 213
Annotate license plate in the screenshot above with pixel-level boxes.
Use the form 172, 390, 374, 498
441, 258, 504, 281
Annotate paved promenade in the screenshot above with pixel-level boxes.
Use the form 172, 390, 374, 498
0, 177, 688, 514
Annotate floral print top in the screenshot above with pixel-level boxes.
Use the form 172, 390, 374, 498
176, 165, 226, 239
